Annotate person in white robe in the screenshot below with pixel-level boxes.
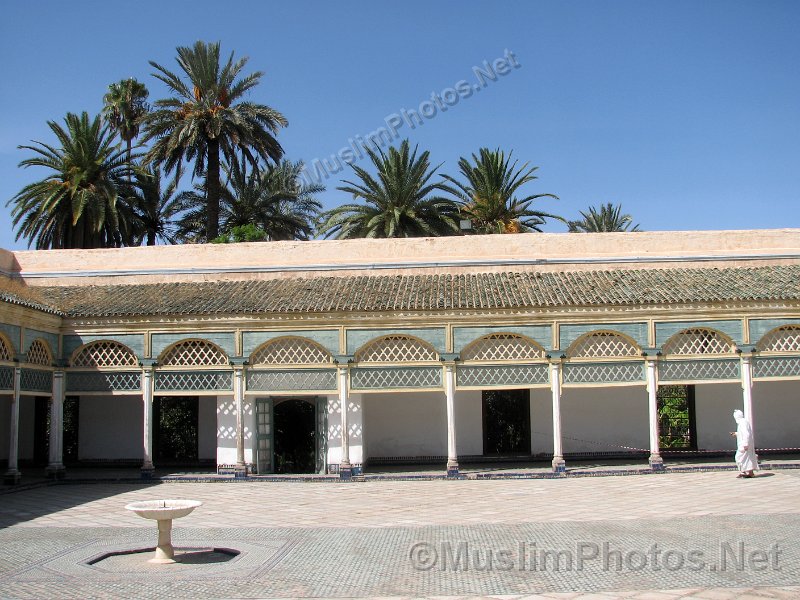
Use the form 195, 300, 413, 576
732, 409, 757, 478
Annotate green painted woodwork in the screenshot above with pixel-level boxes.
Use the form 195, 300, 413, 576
749, 318, 800, 347
346, 328, 446, 355
22, 328, 59, 358
559, 322, 648, 351
453, 325, 551, 353
63, 333, 145, 361
242, 329, 339, 358
0, 323, 20, 354
151, 332, 235, 360
655, 320, 742, 347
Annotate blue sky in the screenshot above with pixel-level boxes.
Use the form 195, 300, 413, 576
1, 1, 798, 249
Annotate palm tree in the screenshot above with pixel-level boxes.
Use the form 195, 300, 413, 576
317, 140, 459, 239
442, 148, 562, 233
568, 203, 641, 232
142, 40, 287, 241
236, 159, 323, 241
102, 78, 149, 170
119, 166, 182, 245
7, 112, 131, 249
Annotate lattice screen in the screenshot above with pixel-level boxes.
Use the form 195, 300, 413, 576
66, 371, 141, 392
0, 335, 12, 362
20, 368, 53, 392
355, 335, 438, 363
350, 366, 442, 389
753, 356, 800, 379
247, 369, 337, 391
250, 337, 333, 365
155, 370, 233, 391
26, 339, 52, 366
0, 366, 13, 390
457, 364, 549, 387
567, 331, 639, 358
756, 326, 800, 353
563, 362, 644, 384
659, 359, 740, 381
159, 340, 228, 366
71, 340, 138, 367
662, 329, 734, 356
461, 333, 545, 361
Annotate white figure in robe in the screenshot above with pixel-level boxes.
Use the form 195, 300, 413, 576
731, 409, 757, 478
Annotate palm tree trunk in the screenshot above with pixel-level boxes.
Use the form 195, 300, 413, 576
206, 138, 221, 241
147, 229, 156, 246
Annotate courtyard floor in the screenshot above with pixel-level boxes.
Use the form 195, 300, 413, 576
1, 469, 799, 599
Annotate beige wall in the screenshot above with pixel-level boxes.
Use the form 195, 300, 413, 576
0, 395, 8, 460
8, 229, 799, 286
560, 386, 650, 454
78, 395, 143, 460
752, 381, 800, 449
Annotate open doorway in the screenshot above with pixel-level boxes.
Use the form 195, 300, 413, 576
274, 399, 316, 474
154, 396, 199, 465
482, 389, 531, 455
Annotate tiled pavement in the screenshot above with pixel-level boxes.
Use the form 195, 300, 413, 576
1, 471, 799, 599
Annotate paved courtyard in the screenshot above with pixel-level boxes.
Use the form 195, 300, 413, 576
1, 470, 799, 599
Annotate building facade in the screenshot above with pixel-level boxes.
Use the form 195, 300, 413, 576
1, 229, 799, 482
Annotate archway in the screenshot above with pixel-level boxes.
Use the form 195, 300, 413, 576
273, 399, 317, 474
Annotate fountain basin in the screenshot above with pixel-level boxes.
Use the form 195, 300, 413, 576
125, 500, 202, 564
125, 499, 202, 520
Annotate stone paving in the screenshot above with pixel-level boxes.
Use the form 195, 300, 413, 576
0, 471, 799, 599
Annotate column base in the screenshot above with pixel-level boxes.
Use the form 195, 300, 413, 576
446, 459, 459, 478
339, 462, 352, 480
140, 465, 155, 480
234, 464, 248, 479
46, 465, 66, 480
649, 455, 665, 471
552, 457, 566, 473
4, 470, 21, 485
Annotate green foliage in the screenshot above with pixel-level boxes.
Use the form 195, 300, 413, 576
211, 223, 268, 243
317, 139, 460, 238
142, 40, 288, 241
442, 148, 562, 233
102, 78, 149, 166
7, 112, 133, 249
568, 202, 641, 232
118, 166, 182, 245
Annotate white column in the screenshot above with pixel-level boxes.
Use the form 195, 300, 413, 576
338, 366, 351, 477
233, 365, 247, 477
141, 366, 155, 475
5, 367, 22, 483
444, 363, 458, 475
646, 358, 663, 469
741, 353, 755, 442
47, 370, 66, 477
550, 361, 565, 472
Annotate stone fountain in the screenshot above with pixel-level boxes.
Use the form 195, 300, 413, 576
125, 499, 202, 564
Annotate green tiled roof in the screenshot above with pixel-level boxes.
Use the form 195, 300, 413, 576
0, 278, 62, 315
32, 265, 800, 318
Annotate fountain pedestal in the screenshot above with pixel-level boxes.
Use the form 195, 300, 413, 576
125, 500, 202, 564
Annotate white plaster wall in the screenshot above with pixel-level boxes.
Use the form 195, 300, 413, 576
560, 386, 649, 453
0, 395, 9, 460
455, 390, 483, 456
531, 388, 554, 455
694, 383, 742, 451
216, 396, 255, 468
751, 381, 800, 449
79, 396, 143, 460
363, 391, 446, 457
198, 396, 217, 460
326, 394, 363, 468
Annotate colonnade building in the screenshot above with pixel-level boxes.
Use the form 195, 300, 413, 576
1, 229, 799, 482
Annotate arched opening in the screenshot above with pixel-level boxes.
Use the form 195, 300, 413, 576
273, 399, 317, 474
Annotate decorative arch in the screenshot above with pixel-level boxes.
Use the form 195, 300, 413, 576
158, 339, 229, 367
567, 330, 640, 359
461, 333, 545, 362
250, 337, 333, 366
0, 333, 13, 362
26, 338, 53, 366
756, 325, 800, 353
70, 340, 138, 368
662, 328, 735, 356
354, 334, 439, 363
